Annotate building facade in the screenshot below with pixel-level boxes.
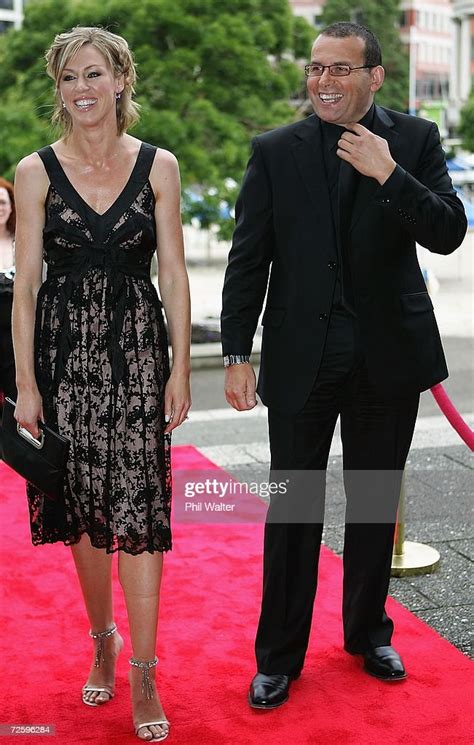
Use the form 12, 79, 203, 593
0, 0, 25, 33
400, 1, 452, 103
450, 0, 474, 124
289, 0, 324, 28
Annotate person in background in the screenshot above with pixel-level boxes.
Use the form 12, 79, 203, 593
0, 177, 17, 427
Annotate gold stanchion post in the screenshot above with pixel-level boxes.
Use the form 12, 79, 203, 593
391, 472, 440, 577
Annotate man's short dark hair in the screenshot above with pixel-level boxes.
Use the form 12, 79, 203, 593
319, 22, 382, 67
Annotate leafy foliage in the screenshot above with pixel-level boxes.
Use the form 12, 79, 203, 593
0, 0, 319, 237
0, 0, 308, 179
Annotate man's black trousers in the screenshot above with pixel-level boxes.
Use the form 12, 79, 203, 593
255, 308, 420, 675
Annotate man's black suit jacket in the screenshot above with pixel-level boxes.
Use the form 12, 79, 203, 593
221, 105, 468, 413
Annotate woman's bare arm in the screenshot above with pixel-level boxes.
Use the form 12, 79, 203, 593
150, 149, 191, 433
12, 153, 49, 436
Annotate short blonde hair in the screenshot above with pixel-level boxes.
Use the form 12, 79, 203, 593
45, 26, 140, 138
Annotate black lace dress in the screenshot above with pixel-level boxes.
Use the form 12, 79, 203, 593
27, 142, 172, 554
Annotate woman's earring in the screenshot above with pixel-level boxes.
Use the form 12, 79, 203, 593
116, 92, 122, 100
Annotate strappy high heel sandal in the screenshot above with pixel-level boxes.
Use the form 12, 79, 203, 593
82, 622, 118, 706
129, 656, 170, 742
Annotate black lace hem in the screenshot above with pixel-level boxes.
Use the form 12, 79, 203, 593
29, 528, 172, 555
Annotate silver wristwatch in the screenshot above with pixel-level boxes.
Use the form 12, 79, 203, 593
223, 354, 251, 367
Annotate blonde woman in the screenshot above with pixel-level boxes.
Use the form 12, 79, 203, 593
13, 26, 191, 742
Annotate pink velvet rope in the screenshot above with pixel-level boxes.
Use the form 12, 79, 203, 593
430, 383, 474, 451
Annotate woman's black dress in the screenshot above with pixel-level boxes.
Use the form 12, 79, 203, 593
28, 142, 172, 554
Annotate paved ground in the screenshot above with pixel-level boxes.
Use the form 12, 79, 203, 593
171, 237, 473, 658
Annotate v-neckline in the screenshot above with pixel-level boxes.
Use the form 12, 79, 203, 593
48, 143, 145, 219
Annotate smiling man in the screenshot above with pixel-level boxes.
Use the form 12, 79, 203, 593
221, 22, 467, 708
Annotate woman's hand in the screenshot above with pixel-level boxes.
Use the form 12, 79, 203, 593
163, 369, 191, 434
14, 388, 44, 439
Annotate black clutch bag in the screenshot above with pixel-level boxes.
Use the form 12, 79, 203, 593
1, 397, 70, 501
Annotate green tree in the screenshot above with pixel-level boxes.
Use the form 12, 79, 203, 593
459, 91, 474, 153
320, 0, 409, 112
0, 92, 50, 182
293, 15, 316, 60
0, 0, 305, 188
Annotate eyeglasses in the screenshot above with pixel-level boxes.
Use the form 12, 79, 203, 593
304, 63, 373, 77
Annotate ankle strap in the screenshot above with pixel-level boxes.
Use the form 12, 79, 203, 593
129, 656, 158, 700
89, 623, 117, 668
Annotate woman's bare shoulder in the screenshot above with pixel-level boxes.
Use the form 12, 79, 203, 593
16, 151, 47, 176
153, 146, 179, 169
16, 151, 50, 182
149, 146, 180, 196
15, 151, 50, 202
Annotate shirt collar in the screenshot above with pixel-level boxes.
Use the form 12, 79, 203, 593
320, 103, 376, 152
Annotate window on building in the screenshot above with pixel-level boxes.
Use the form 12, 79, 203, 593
400, 11, 407, 27
0, 0, 14, 9
417, 75, 449, 100
0, 20, 14, 32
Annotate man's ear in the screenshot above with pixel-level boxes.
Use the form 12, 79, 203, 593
370, 65, 385, 93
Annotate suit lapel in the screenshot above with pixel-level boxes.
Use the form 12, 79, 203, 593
290, 115, 332, 220
290, 108, 400, 238
349, 105, 399, 233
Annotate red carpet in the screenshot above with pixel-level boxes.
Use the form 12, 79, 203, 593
0, 446, 472, 744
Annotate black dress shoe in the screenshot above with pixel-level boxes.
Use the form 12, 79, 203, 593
248, 672, 296, 709
363, 645, 407, 681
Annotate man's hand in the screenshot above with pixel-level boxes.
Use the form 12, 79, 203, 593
337, 122, 396, 185
224, 363, 257, 411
